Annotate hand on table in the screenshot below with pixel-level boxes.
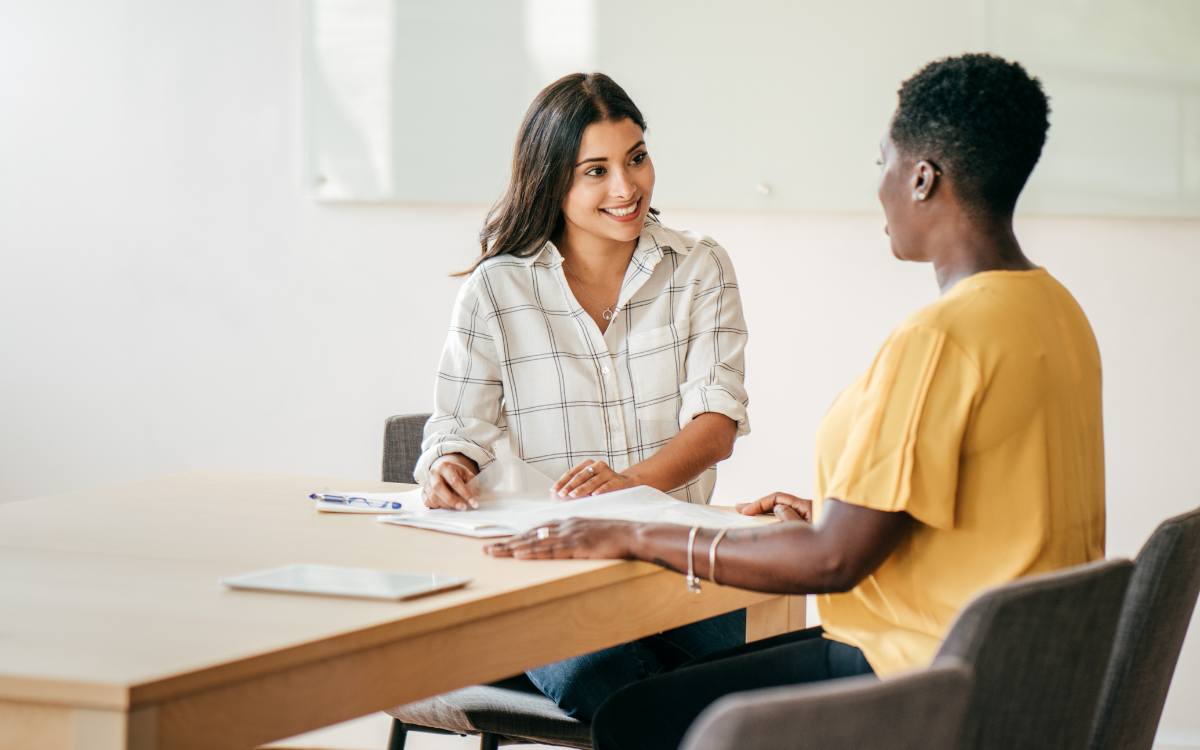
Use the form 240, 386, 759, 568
423, 454, 480, 510
485, 518, 636, 560
736, 492, 814, 523
553, 459, 639, 499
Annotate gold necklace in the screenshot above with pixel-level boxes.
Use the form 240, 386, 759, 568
563, 264, 619, 322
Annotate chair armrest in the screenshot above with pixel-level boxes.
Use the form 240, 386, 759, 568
680, 659, 972, 750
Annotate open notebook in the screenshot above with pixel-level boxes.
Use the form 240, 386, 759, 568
312, 454, 766, 537
378, 486, 766, 538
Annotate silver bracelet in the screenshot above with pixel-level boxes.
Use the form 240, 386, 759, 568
685, 526, 702, 593
708, 527, 730, 584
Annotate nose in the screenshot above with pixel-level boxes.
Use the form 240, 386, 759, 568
610, 167, 634, 200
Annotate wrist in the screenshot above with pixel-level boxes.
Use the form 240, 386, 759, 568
623, 463, 663, 492
432, 453, 479, 475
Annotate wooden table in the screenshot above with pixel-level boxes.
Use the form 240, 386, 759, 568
0, 473, 804, 750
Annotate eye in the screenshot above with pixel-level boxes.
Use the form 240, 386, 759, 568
585, 166, 607, 178
631, 151, 649, 166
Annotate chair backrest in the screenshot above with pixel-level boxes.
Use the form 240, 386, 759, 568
935, 558, 1133, 750
1088, 507, 1200, 750
679, 659, 974, 750
383, 413, 431, 483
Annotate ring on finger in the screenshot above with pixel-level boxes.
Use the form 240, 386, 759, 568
535, 526, 551, 540
586, 465, 596, 475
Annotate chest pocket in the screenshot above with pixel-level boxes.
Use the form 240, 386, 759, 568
626, 324, 685, 422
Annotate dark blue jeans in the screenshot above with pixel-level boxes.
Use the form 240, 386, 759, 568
591, 626, 874, 750
525, 609, 747, 721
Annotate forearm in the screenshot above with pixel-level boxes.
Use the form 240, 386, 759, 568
627, 499, 911, 595
625, 412, 737, 493
629, 521, 848, 595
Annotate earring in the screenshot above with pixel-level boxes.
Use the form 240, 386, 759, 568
914, 191, 927, 201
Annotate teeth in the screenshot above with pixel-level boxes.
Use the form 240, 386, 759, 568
604, 203, 638, 217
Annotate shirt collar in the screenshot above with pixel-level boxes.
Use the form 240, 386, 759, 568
518, 215, 688, 267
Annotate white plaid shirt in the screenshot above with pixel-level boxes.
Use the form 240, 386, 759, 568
414, 219, 750, 503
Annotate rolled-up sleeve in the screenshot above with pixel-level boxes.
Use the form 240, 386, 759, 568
413, 276, 505, 484
678, 240, 750, 436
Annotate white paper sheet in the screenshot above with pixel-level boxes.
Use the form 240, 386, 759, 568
378, 487, 765, 537
317, 455, 767, 536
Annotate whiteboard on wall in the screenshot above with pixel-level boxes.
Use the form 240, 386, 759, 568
303, 0, 1200, 217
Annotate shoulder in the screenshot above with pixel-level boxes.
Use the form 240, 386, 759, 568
452, 262, 508, 315
902, 270, 1056, 343
888, 275, 1052, 374
473, 248, 542, 277
462, 246, 547, 301
646, 220, 737, 276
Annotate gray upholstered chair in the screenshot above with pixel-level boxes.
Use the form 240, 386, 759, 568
381, 413, 590, 750
680, 559, 1131, 750
1088, 506, 1200, 750
937, 558, 1134, 750
381, 413, 431, 484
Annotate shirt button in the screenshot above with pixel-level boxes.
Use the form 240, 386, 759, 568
601, 366, 611, 375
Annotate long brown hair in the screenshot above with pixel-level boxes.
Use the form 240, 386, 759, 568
461, 73, 654, 275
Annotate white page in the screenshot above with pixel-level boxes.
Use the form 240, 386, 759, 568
379, 481, 765, 538
330, 455, 768, 536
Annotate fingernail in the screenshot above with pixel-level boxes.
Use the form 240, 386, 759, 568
469, 499, 479, 508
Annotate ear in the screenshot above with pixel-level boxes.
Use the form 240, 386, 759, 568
910, 160, 940, 202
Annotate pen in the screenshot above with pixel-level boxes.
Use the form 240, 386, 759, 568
309, 493, 403, 510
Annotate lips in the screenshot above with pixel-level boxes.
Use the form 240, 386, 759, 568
600, 197, 642, 222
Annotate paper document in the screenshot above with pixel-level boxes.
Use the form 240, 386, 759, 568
379, 486, 764, 537
314, 455, 766, 535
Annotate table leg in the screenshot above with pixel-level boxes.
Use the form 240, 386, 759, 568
745, 595, 807, 641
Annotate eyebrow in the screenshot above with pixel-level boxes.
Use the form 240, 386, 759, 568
576, 140, 646, 167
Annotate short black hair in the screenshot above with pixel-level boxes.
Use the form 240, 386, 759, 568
891, 53, 1050, 215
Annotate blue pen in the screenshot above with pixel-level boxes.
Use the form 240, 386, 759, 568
309, 493, 403, 510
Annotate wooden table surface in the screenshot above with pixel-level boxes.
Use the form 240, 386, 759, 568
0, 473, 802, 750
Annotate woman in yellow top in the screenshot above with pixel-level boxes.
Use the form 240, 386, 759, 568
488, 53, 1106, 749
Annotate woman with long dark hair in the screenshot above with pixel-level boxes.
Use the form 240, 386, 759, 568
415, 73, 751, 719
488, 54, 1106, 749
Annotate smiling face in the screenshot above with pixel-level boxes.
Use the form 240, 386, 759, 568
560, 117, 655, 248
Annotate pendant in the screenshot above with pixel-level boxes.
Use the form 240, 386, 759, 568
686, 573, 702, 594
602, 307, 616, 322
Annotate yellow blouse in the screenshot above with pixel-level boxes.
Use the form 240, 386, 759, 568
815, 268, 1105, 676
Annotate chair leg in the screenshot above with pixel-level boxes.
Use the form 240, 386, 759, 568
387, 719, 407, 750
480, 732, 500, 750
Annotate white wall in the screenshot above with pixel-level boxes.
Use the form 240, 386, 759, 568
2, 1, 1198, 745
